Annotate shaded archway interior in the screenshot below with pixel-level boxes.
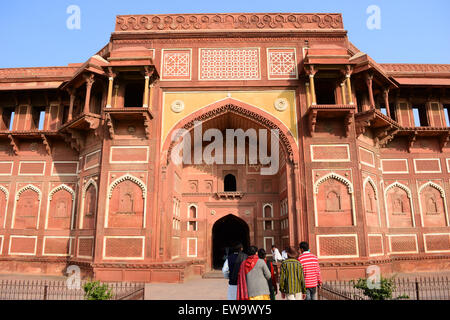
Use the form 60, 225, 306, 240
165, 108, 293, 269
212, 214, 250, 270
179, 111, 287, 164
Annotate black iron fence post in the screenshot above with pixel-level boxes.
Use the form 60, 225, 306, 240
43, 284, 48, 301
415, 280, 420, 300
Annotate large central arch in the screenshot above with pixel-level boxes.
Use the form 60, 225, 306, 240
158, 98, 304, 266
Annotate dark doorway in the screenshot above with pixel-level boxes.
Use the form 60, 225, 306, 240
224, 174, 237, 192
212, 214, 250, 270
315, 79, 336, 105
124, 83, 144, 108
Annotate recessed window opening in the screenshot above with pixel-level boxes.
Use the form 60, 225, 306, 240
32, 107, 46, 130
315, 78, 336, 105
124, 82, 144, 108
2, 108, 15, 131
444, 105, 450, 127
389, 103, 397, 121
412, 105, 428, 127
224, 174, 237, 192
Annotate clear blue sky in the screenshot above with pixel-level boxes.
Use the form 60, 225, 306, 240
0, 0, 449, 68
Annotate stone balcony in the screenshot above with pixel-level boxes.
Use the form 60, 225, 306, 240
215, 192, 245, 199
306, 104, 356, 137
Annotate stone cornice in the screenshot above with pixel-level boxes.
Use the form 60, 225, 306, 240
381, 64, 450, 74
115, 13, 344, 33
0, 67, 78, 81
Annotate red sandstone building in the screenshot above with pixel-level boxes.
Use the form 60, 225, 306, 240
0, 13, 449, 283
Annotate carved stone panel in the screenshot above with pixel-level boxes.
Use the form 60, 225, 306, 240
365, 183, 379, 227
48, 189, 72, 230
386, 186, 413, 228
420, 186, 446, 227
316, 179, 352, 227
108, 180, 144, 228
15, 190, 39, 229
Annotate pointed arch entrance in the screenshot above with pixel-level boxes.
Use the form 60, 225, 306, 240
158, 98, 304, 269
212, 214, 250, 270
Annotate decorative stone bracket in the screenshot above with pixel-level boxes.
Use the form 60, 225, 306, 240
355, 109, 400, 147
8, 134, 18, 155
58, 113, 101, 152
397, 128, 450, 153
306, 104, 355, 138
41, 134, 52, 155
104, 108, 153, 140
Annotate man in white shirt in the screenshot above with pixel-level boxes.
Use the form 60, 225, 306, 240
281, 247, 288, 260
271, 245, 284, 263
222, 243, 247, 300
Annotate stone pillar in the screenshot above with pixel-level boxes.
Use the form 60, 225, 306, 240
309, 74, 317, 105
341, 82, 347, 105
68, 89, 75, 122
143, 75, 150, 108
365, 72, 375, 109
305, 82, 311, 107
113, 84, 119, 108
346, 72, 354, 105
384, 88, 391, 118
83, 74, 95, 114
106, 77, 114, 108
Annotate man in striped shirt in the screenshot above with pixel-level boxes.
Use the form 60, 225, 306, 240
279, 246, 306, 300
298, 242, 322, 300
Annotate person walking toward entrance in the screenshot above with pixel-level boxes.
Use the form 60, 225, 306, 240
222, 242, 248, 300
271, 245, 284, 263
298, 242, 322, 300
237, 246, 272, 300
258, 248, 278, 300
281, 247, 289, 260
279, 246, 306, 300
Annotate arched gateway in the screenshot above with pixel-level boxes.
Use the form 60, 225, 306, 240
160, 99, 303, 270
212, 214, 250, 269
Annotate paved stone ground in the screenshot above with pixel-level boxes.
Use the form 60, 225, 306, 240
145, 277, 290, 300
145, 278, 229, 300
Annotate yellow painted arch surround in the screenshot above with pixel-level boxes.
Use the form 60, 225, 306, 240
161, 90, 299, 148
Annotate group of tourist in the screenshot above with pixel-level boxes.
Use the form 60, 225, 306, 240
222, 242, 322, 300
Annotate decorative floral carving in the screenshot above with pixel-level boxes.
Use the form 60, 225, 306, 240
418, 181, 445, 198
116, 13, 344, 32
274, 98, 289, 112
0, 185, 9, 198
385, 182, 412, 199
108, 174, 147, 199
49, 184, 75, 201
314, 173, 353, 194
16, 184, 42, 201
171, 100, 185, 113
30, 143, 38, 152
